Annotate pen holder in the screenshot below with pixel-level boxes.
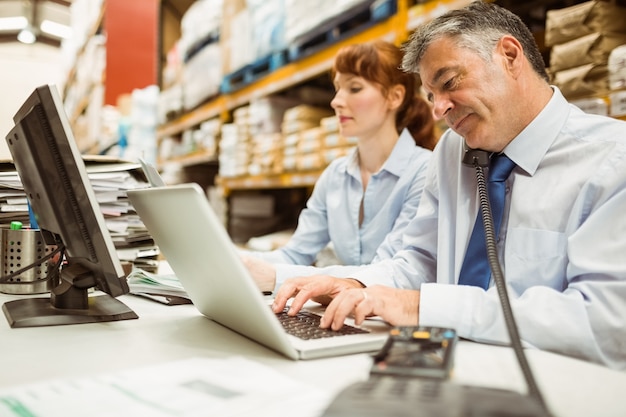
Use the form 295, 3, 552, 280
0, 228, 59, 295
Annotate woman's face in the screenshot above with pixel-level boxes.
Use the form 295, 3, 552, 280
330, 72, 395, 140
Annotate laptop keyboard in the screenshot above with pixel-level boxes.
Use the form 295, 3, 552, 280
276, 309, 369, 340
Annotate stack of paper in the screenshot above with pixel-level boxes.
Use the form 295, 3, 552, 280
126, 268, 191, 305
0, 157, 158, 273
84, 157, 158, 272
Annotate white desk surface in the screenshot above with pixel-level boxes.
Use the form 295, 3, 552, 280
0, 291, 624, 417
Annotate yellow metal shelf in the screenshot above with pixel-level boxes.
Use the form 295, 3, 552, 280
158, 151, 218, 168
156, 0, 496, 142
217, 170, 324, 195
157, 0, 481, 192
157, 1, 410, 141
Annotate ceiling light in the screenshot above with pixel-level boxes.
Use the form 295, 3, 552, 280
40, 20, 72, 39
0, 16, 28, 31
17, 27, 36, 44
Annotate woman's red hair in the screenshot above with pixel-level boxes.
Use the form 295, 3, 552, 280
331, 40, 437, 150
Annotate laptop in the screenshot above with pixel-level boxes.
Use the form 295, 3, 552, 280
127, 183, 390, 360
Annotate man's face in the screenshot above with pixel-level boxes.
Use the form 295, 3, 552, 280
419, 37, 514, 152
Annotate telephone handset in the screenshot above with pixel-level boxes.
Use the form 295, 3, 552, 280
462, 140, 490, 167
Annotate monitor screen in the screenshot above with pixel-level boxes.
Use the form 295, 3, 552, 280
2, 84, 138, 327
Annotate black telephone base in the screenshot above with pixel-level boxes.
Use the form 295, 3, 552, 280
321, 376, 550, 417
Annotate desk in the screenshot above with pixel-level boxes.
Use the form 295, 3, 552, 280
0, 292, 625, 417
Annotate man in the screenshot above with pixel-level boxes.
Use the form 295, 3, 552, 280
270, 1, 626, 370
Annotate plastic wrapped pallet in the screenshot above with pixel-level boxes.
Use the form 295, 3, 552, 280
68, 0, 104, 56
161, 41, 184, 90
157, 84, 183, 124
221, 0, 252, 74
179, 0, 223, 59
284, 0, 371, 44
182, 42, 222, 110
545, 0, 626, 47
247, 0, 287, 61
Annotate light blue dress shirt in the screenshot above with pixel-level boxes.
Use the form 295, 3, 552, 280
345, 88, 626, 370
247, 129, 431, 285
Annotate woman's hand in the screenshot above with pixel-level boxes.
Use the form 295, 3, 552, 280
240, 255, 276, 293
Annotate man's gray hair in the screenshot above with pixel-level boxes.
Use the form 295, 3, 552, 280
402, 1, 549, 82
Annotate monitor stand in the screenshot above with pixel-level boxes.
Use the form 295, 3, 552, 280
3, 294, 138, 328
2, 264, 138, 328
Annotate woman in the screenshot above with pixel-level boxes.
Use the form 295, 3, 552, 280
243, 40, 437, 292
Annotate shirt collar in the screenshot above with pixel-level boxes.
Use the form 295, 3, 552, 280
503, 87, 570, 176
346, 128, 416, 178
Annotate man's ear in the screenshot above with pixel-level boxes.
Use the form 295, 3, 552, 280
388, 84, 406, 111
498, 35, 524, 78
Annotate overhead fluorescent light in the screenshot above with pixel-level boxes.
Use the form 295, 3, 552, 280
17, 27, 36, 44
40, 20, 72, 39
0, 16, 28, 31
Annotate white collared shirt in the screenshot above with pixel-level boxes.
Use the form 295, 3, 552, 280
349, 88, 626, 370
247, 129, 431, 285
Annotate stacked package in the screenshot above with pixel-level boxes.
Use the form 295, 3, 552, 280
281, 105, 334, 172
284, 0, 370, 46
295, 127, 325, 171
180, 0, 224, 110
219, 108, 251, 178
546, 0, 626, 113
158, 41, 184, 124
247, 96, 300, 176
247, 0, 287, 62
221, 0, 287, 77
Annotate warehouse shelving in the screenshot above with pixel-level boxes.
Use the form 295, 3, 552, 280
62, 0, 160, 154
156, 0, 476, 194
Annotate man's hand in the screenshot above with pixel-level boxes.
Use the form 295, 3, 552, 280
271, 275, 364, 315
240, 255, 276, 293
321, 286, 420, 331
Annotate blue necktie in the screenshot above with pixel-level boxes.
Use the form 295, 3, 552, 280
459, 153, 516, 289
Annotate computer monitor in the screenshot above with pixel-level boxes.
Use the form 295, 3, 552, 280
2, 84, 138, 328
